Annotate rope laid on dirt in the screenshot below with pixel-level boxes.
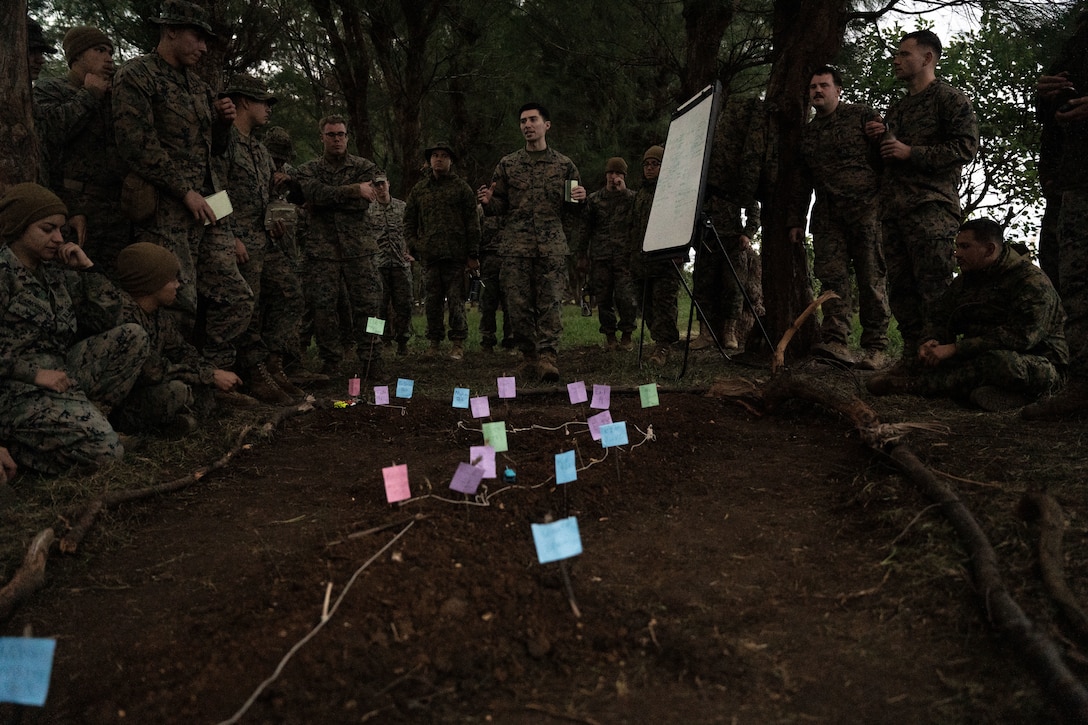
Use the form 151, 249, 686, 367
1019, 492, 1088, 644
754, 372, 1088, 723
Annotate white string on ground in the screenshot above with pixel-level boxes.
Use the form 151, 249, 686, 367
215, 520, 416, 725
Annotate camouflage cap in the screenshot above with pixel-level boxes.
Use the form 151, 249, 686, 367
222, 72, 277, 104
151, 0, 215, 37
424, 140, 456, 162
263, 126, 294, 160
27, 19, 57, 54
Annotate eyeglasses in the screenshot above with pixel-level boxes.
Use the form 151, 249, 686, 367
323, 131, 347, 139
643, 160, 661, 167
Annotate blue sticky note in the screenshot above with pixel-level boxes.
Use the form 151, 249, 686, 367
600, 421, 629, 448
452, 387, 470, 409
481, 421, 508, 453
567, 381, 588, 405
497, 376, 517, 399
450, 462, 485, 495
0, 637, 56, 706
365, 317, 386, 335
531, 517, 583, 564
639, 383, 660, 408
590, 384, 611, 410
395, 378, 414, 399
555, 450, 577, 485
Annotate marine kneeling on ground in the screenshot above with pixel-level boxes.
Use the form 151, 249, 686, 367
867, 218, 1067, 411
108, 243, 246, 439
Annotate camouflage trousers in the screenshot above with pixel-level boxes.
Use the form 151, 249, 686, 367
501, 254, 567, 354
379, 264, 414, 344
78, 195, 131, 280
112, 379, 193, 432
589, 255, 637, 337
812, 214, 890, 350
424, 260, 468, 342
133, 194, 254, 368
692, 236, 744, 329
915, 349, 1062, 400
302, 255, 383, 368
478, 252, 511, 348
0, 323, 149, 475
881, 202, 957, 351
634, 262, 680, 345
1059, 189, 1088, 380
238, 237, 305, 370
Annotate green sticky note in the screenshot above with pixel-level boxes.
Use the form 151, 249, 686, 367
639, 383, 659, 408
481, 421, 508, 453
366, 317, 386, 335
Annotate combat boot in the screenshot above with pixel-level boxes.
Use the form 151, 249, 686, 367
267, 355, 306, 398
604, 334, 618, 351
215, 389, 259, 409
865, 372, 919, 396
450, 341, 464, 361
247, 363, 295, 406
1021, 380, 1088, 420
649, 344, 669, 366
538, 350, 560, 382
619, 331, 634, 351
516, 351, 539, 378
689, 321, 714, 351
721, 321, 739, 351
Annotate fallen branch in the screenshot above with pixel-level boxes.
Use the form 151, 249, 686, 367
1020, 492, 1088, 644
717, 371, 1088, 722
0, 528, 55, 621
772, 290, 839, 374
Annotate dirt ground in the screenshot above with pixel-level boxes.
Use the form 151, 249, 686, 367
3, 346, 1088, 724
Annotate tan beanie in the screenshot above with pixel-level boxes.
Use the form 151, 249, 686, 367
643, 145, 664, 163
63, 26, 112, 66
0, 183, 67, 242
605, 157, 628, 175
115, 243, 181, 296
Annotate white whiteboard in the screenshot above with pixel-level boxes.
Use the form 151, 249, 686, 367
642, 83, 721, 256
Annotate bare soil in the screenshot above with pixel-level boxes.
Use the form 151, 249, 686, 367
3, 347, 1088, 724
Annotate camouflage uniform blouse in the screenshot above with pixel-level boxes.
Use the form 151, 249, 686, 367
295, 153, 379, 259
367, 197, 409, 269
404, 173, 480, 264
218, 127, 274, 249
112, 52, 230, 199
578, 187, 636, 260
484, 147, 581, 257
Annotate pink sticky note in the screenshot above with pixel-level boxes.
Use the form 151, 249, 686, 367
590, 384, 611, 410
587, 410, 613, 441
470, 445, 496, 478
348, 377, 361, 397
470, 396, 491, 418
567, 381, 588, 405
374, 386, 390, 405
497, 376, 516, 399
382, 464, 410, 503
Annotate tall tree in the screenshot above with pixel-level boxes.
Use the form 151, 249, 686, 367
1, 0, 39, 188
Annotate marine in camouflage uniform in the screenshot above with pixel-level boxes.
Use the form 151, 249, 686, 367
789, 66, 890, 368
368, 175, 412, 353
219, 74, 304, 403
576, 157, 637, 349
111, 0, 253, 371
867, 30, 978, 359
629, 145, 680, 365
479, 103, 584, 380
697, 95, 767, 352
33, 27, 130, 275
478, 214, 513, 351
1022, 15, 1088, 419
295, 115, 383, 376
869, 219, 1066, 410
0, 184, 149, 475
404, 142, 480, 358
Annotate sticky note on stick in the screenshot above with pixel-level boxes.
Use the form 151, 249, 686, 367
382, 464, 411, 503
0, 637, 56, 706
555, 450, 577, 484
450, 462, 485, 495
481, 421, 508, 452
531, 517, 583, 564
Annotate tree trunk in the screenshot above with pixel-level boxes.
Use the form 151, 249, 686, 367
758, 0, 850, 359
680, 0, 735, 98
312, 0, 375, 160
0, 0, 39, 190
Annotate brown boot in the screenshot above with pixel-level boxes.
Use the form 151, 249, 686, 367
649, 344, 669, 366
516, 351, 539, 378
604, 334, 618, 351
721, 321, 739, 351
619, 331, 634, 351
538, 350, 560, 382
1021, 380, 1088, 420
215, 389, 259, 409
267, 355, 306, 398
450, 341, 464, 361
247, 363, 295, 406
689, 320, 714, 351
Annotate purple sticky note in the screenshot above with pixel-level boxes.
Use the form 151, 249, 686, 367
587, 410, 613, 441
450, 461, 485, 495
374, 386, 390, 405
590, 384, 611, 410
567, 381, 588, 405
347, 377, 361, 397
497, 376, 516, 399
470, 396, 491, 419
470, 445, 496, 478
382, 464, 410, 503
